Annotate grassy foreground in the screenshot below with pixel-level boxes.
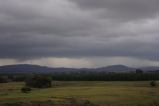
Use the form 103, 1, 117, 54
0, 81, 159, 106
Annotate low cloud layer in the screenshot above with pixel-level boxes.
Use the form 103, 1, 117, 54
0, 0, 159, 67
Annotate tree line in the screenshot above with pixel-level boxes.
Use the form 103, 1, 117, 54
0, 72, 159, 82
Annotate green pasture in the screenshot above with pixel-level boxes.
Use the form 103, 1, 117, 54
0, 81, 159, 106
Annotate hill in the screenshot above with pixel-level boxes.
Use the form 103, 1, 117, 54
0, 64, 78, 73
0, 64, 159, 73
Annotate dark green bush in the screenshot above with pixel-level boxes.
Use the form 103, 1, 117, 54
21, 86, 32, 93
25, 75, 52, 88
0, 76, 8, 83
150, 81, 157, 87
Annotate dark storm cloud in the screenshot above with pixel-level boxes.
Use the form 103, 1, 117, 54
70, 0, 159, 21
0, 0, 159, 61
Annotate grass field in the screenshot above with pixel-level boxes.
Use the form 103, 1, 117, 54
0, 81, 159, 106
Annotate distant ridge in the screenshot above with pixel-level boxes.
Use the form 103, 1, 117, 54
97, 65, 136, 72
0, 64, 159, 73
0, 64, 79, 73
140, 66, 159, 71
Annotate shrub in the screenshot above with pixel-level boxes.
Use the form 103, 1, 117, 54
150, 81, 157, 87
25, 75, 52, 88
0, 76, 8, 83
21, 86, 32, 93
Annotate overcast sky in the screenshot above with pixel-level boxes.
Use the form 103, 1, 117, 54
0, 0, 159, 68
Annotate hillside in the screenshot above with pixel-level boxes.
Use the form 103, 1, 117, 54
0, 64, 159, 73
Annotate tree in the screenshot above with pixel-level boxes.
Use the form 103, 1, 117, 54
0, 76, 8, 83
136, 69, 143, 74
21, 86, 32, 93
150, 81, 157, 87
25, 75, 52, 88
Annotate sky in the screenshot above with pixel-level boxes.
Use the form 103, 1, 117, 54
0, 0, 159, 68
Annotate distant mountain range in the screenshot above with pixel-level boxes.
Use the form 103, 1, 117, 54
0, 64, 159, 73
